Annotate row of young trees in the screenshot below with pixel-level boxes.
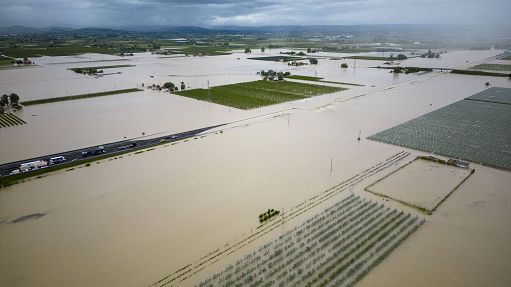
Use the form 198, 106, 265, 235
196, 195, 423, 287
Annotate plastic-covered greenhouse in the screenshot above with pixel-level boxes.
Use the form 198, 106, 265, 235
369, 87, 511, 171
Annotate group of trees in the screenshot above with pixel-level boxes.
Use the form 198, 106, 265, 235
0, 93, 20, 107
71, 68, 103, 75
244, 48, 252, 54
279, 51, 307, 56
391, 66, 432, 74
341, 63, 348, 68
306, 48, 321, 53
420, 49, 441, 58
396, 54, 408, 60
163, 82, 186, 91
288, 61, 307, 66
118, 52, 134, 57
259, 70, 291, 81
259, 209, 280, 223
163, 82, 177, 91
8, 57, 32, 65
309, 58, 318, 64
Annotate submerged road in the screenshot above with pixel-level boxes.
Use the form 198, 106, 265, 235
0, 124, 223, 178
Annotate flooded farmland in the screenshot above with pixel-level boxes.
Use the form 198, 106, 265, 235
1, 49, 511, 287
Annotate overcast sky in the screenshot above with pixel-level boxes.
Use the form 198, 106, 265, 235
0, 0, 510, 28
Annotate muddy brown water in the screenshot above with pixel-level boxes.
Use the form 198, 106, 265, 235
1, 50, 510, 287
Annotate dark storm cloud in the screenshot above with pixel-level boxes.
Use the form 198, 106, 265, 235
0, 0, 510, 27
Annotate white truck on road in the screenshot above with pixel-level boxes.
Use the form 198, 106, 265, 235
19, 160, 48, 172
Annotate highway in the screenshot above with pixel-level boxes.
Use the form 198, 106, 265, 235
0, 124, 223, 178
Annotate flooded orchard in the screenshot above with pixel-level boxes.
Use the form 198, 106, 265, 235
1, 49, 511, 287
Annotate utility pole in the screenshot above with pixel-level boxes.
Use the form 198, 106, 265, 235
358, 130, 361, 141
207, 80, 211, 102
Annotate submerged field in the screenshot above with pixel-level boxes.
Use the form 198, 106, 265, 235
365, 158, 473, 213
470, 63, 511, 72
286, 75, 364, 86
344, 56, 396, 61
68, 64, 135, 71
247, 56, 307, 62
195, 195, 423, 287
174, 80, 345, 109
20, 88, 143, 106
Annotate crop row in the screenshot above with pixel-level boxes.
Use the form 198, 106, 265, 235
174, 80, 344, 110
369, 98, 511, 171
0, 113, 26, 128
20, 88, 143, 106
195, 196, 423, 287
151, 152, 411, 287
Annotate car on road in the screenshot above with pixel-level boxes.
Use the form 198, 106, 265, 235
81, 146, 106, 158
116, 142, 137, 151
49, 156, 66, 165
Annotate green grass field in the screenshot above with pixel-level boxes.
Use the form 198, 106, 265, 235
166, 46, 232, 56
470, 63, 511, 72
182, 46, 232, 56
285, 75, 323, 81
21, 88, 143, 106
0, 56, 13, 66
174, 80, 345, 109
2, 46, 120, 58
451, 69, 510, 77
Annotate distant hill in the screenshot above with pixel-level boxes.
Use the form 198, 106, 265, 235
0, 25, 212, 35
0, 24, 509, 38
0, 25, 43, 35
123, 25, 210, 33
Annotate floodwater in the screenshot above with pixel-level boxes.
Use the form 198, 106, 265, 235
367, 158, 472, 210
358, 165, 511, 287
1, 49, 510, 287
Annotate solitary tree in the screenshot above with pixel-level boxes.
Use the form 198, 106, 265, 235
9, 93, 19, 104
261, 47, 265, 52
396, 54, 408, 60
307, 48, 312, 53
163, 82, 176, 91
309, 58, 318, 65
1, 94, 8, 106
341, 63, 348, 68
244, 48, 252, 54
180, 81, 186, 90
